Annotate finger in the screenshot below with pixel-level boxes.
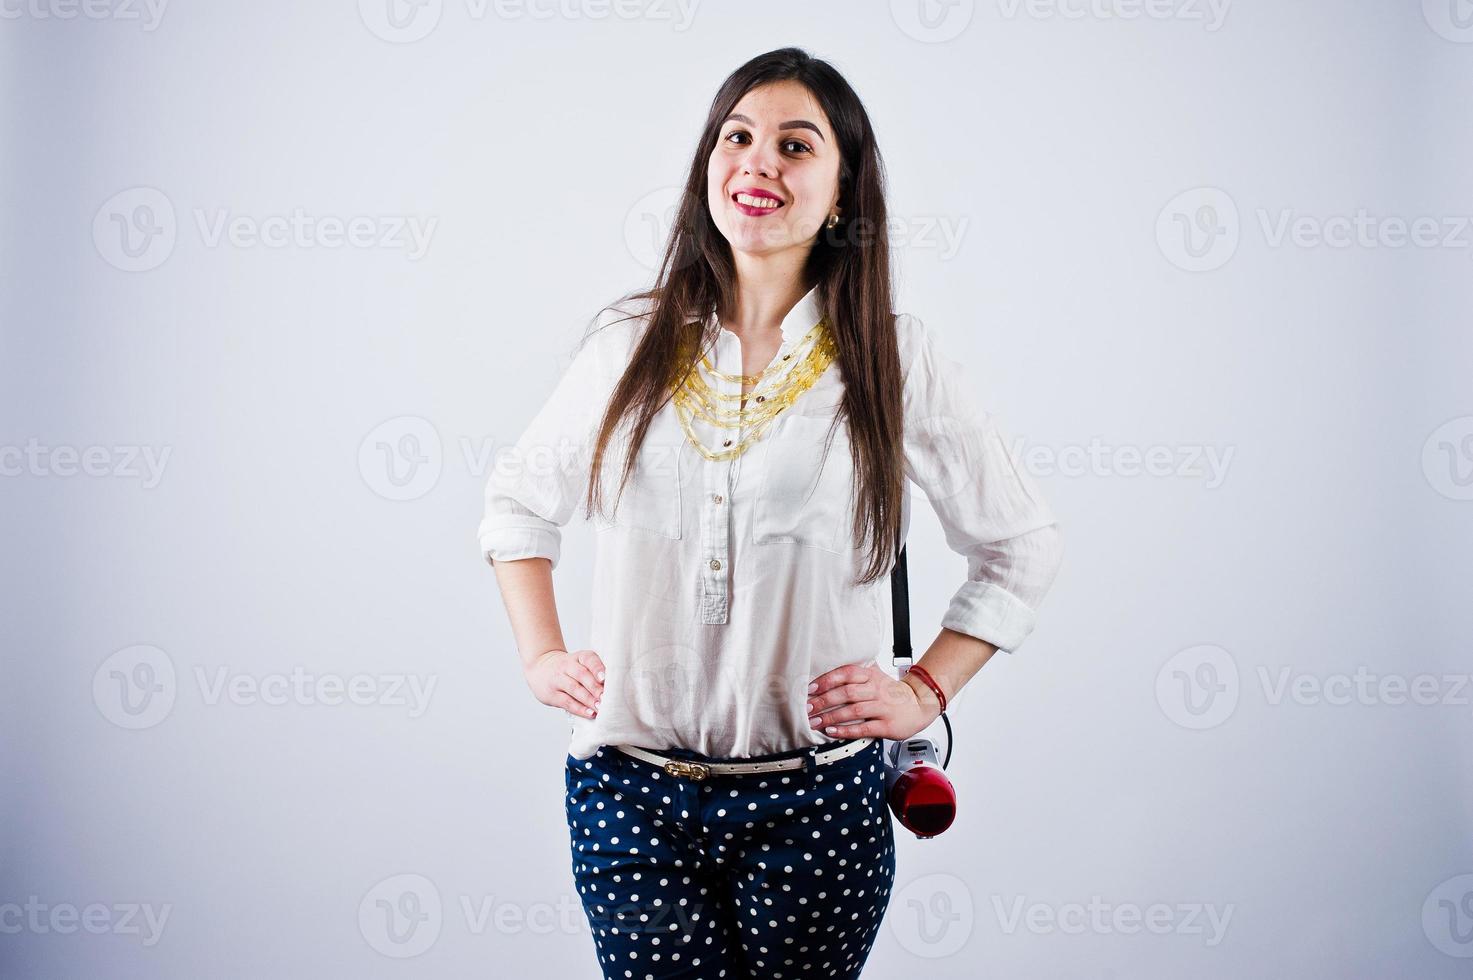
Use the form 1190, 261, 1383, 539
566, 650, 605, 700
811, 698, 877, 727
808, 664, 855, 698
558, 691, 597, 718
820, 711, 879, 737
562, 671, 602, 711
808, 695, 846, 720
810, 700, 845, 725
573, 648, 607, 684
813, 681, 871, 717
806, 688, 832, 715
565, 659, 604, 700
555, 678, 599, 716
822, 722, 873, 738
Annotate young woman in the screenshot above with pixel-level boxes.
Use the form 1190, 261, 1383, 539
479, 47, 1064, 980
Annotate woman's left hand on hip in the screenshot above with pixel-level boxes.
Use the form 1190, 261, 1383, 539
806, 663, 940, 741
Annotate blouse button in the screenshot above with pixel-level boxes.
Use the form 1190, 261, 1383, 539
709, 558, 722, 570
712, 494, 723, 504
722, 438, 732, 447
755, 395, 765, 403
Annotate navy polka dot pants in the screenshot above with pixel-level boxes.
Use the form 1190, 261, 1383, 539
565, 738, 897, 979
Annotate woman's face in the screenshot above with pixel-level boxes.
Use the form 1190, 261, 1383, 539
707, 79, 842, 260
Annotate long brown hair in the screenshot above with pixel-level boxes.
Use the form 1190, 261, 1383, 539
580, 47, 904, 586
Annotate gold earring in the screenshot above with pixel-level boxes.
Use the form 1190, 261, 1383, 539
825, 212, 839, 229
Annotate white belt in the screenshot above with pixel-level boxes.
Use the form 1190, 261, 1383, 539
612, 737, 874, 781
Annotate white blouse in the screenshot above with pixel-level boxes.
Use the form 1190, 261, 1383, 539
478, 285, 1064, 761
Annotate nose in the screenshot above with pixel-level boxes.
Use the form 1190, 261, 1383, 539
741, 142, 779, 181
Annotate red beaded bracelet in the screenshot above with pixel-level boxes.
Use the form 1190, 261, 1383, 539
906, 665, 947, 714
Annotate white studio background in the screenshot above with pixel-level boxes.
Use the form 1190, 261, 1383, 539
2, 2, 1470, 978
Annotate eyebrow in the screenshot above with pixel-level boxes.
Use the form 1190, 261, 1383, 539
722, 113, 826, 142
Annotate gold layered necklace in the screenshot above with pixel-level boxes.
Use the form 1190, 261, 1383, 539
670, 315, 838, 461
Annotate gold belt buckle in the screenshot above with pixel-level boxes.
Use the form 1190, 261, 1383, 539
663, 759, 711, 781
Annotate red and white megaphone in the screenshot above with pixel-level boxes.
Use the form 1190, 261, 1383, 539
883, 544, 958, 840
882, 734, 956, 838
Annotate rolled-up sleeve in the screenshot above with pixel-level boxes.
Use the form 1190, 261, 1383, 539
899, 314, 1064, 653
477, 311, 624, 569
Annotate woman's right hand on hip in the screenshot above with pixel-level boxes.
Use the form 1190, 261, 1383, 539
525, 648, 605, 719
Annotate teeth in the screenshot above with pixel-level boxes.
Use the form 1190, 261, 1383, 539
735, 193, 781, 209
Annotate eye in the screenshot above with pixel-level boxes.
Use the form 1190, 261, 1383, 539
723, 130, 814, 155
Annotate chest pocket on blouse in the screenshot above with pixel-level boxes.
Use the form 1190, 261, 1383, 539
751, 413, 854, 554
595, 408, 684, 539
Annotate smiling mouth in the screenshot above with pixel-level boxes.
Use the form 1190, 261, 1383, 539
732, 191, 785, 214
